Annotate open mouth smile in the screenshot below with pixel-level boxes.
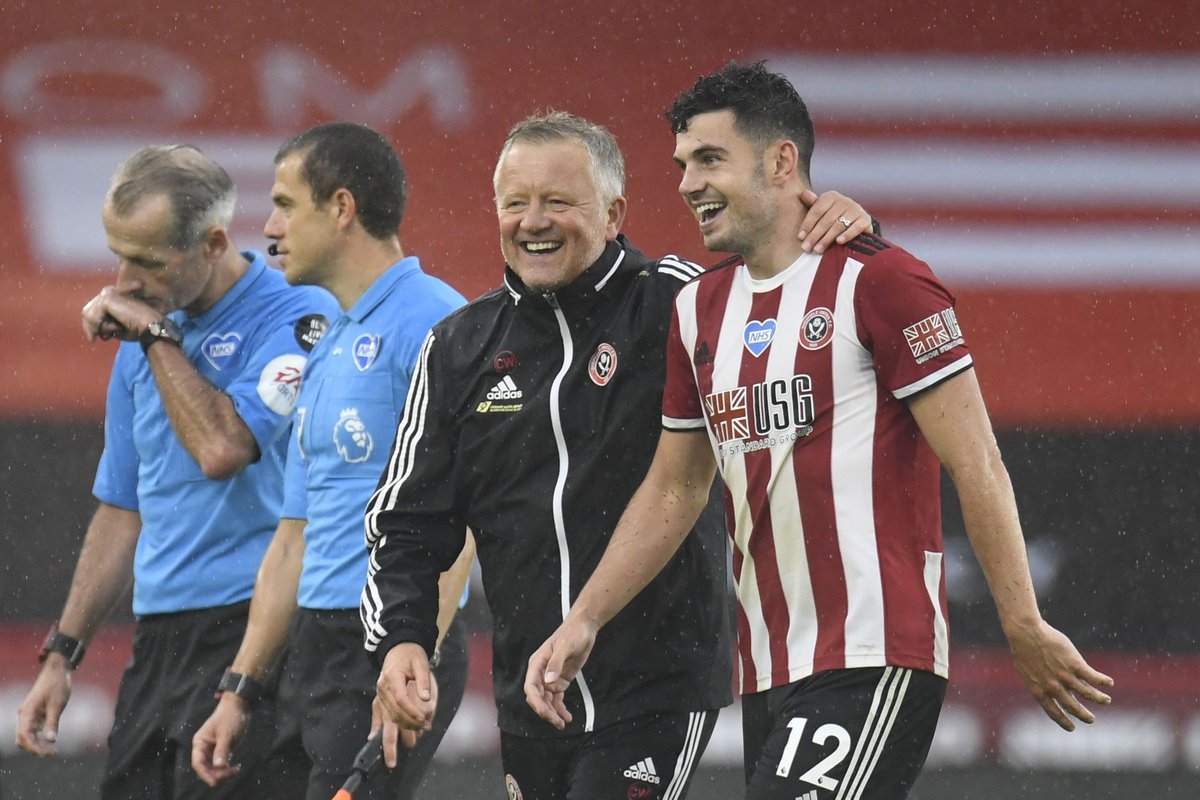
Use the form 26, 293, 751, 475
521, 241, 562, 254
694, 202, 726, 225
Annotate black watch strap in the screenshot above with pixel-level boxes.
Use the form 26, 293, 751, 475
40, 628, 86, 670
216, 669, 266, 704
139, 317, 184, 353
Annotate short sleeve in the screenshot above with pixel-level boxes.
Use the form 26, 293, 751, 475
853, 249, 973, 400
661, 300, 705, 429
92, 346, 140, 511
280, 415, 308, 520
224, 320, 313, 453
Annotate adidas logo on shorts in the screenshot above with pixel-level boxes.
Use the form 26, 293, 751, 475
486, 375, 523, 401
623, 757, 661, 785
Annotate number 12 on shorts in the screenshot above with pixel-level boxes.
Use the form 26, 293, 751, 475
775, 717, 852, 791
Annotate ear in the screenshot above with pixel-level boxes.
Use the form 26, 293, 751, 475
604, 195, 628, 241
767, 139, 800, 187
330, 187, 357, 232
201, 225, 230, 262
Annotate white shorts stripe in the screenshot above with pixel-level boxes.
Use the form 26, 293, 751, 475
664, 711, 707, 800
847, 669, 912, 800
834, 667, 911, 800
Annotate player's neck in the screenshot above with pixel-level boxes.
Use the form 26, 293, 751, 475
185, 249, 250, 317
741, 226, 808, 281
327, 235, 405, 311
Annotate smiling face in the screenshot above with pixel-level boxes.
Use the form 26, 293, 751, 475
104, 192, 214, 316
264, 152, 340, 288
494, 140, 625, 294
673, 109, 778, 258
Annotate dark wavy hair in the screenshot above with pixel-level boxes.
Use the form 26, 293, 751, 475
666, 61, 814, 182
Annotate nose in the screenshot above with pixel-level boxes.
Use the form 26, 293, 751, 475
677, 164, 703, 197
519, 201, 550, 233
115, 259, 143, 292
263, 208, 283, 241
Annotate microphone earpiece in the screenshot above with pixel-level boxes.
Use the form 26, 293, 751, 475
267, 243, 279, 257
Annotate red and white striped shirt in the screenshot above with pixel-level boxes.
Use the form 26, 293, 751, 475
662, 235, 971, 694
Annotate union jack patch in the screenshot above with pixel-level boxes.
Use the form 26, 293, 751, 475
903, 308, 964, 364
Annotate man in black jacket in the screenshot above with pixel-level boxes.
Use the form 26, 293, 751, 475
361, 111, 871, 799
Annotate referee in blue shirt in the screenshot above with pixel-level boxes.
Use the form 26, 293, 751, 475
15, 145, 337, 799
190, 123, 472, 800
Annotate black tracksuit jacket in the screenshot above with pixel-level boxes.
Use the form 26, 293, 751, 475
362, 236, 733, 737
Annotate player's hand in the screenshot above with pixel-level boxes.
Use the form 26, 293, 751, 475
190, 693, 251, 787
798, 189, 873, 254
81, 285, 160, 342
371, 674, 438, 769
15, 656, 73, 756
1007, 618, 1114, 731
523, 616, 597, 730
376, 643, 437, 737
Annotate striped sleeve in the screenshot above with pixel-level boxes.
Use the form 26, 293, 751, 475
360, 330, 466, 662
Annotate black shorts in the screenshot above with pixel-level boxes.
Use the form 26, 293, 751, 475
100, 601, 275, 800
742, 667, 945, 800
269, 608, 469, 800
500, 708, 718, 800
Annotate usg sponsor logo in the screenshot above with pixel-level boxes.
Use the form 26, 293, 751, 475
705, 375, 815, 446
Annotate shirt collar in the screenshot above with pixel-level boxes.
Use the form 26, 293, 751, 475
346, 256, 422, 323
502, 236, 632, 308
177, 250, 266, 329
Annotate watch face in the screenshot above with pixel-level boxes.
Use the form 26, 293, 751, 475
153, 319, 182, 342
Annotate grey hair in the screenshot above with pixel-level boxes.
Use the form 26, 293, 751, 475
493, 111, 626, 206
106, 144, 237, 250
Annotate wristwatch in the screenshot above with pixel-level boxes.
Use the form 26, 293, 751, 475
216, 669, 267, 705
139, 317, 183, 353
40, 627, 86, 670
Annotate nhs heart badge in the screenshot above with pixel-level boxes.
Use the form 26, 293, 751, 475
202, 332, 242, 370
743, 319, 777, 358
352, 333, 381, 372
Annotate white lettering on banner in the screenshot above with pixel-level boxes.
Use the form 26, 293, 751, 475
0, 40, 473, 131
259, 44, 473, 129
0, 39, 204, 123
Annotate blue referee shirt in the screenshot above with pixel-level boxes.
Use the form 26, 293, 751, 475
93, 252, 338, 616
282, 257, 465, 609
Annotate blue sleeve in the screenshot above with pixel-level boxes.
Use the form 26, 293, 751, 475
225, 317, 314, 455
280, 414, 308, 520
92, 346, 140, 511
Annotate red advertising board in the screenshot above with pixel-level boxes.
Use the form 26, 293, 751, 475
1, 0, 1197, 425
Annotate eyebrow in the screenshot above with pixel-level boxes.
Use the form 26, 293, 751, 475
675, 144, 728, 165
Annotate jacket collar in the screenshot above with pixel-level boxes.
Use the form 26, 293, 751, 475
501, 235, 643, 312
